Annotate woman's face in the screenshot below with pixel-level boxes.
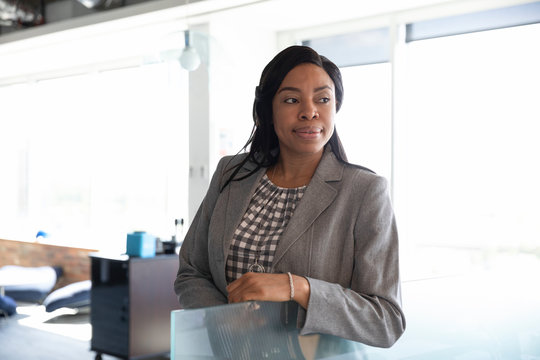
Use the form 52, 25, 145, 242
272, 63, 336, 160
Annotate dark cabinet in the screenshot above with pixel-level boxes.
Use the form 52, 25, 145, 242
90, 254, 181, 359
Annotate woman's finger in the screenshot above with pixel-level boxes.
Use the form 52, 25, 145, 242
227, 273, 290, 303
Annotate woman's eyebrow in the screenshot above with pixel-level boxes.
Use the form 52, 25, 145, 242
277, 86, 300, 94
314, 85, 333, 93
277, 85, 333, 94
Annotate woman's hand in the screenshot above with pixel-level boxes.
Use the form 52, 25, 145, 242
226, 272, 310, 309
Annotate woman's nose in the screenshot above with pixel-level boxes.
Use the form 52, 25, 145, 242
299, 104, 319, 120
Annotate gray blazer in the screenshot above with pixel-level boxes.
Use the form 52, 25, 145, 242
175, 148, 406, 347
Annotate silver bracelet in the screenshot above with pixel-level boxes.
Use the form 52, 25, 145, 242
287, 272, 294, 300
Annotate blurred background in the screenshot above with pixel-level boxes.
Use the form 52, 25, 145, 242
1, 0, 539, 285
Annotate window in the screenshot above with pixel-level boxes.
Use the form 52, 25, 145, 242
0, 63, 189, 252
304, 28, 390, 67
304, 28, 392, 178
300, 2, 540, 281
406, 1, 540, 41
399, 22, 540, 279
337, 64, 392, 178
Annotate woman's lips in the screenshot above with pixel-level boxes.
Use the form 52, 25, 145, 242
294, 127, 322, 140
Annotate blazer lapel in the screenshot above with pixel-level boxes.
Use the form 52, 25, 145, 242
272, 149, 344, 267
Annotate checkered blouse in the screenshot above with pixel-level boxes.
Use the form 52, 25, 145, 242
225, 173, 306, 284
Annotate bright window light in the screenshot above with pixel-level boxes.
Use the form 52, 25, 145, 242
338, 63, 392, 179
0, 62, 189, 252
398, 23, 540, 279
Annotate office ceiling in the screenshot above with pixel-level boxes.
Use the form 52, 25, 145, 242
0, 0, 161, 33
0, 0, 46, 28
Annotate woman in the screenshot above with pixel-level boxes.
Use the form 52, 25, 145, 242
174, 45, 405, 347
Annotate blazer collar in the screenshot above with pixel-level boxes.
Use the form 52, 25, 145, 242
220, 147, 345, 271
272, 147, 344, 267
311, 146, 344, 183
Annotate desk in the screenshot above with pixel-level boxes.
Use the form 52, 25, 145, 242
171, 271, 540, 360
90, 253, 181, 360
171, 301, 362, 360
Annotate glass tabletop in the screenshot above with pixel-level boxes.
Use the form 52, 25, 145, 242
171, 300, 365, 360
171, 270, 540, 360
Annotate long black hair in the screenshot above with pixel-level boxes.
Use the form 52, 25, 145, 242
221, 45, 357, 192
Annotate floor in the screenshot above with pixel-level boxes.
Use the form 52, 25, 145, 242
0, 304, 170, 360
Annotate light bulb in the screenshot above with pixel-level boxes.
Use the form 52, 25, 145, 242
180, 46, 201, 71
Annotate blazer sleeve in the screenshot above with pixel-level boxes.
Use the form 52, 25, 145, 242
300, 175, 406, 348
174, 157, 229, 309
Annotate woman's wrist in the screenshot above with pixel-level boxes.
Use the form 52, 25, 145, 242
287, 272, 295, 300
291, 274, 310, 309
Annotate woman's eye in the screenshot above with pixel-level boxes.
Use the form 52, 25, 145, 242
284, 98, 298, 104
319, 97, 330, 103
